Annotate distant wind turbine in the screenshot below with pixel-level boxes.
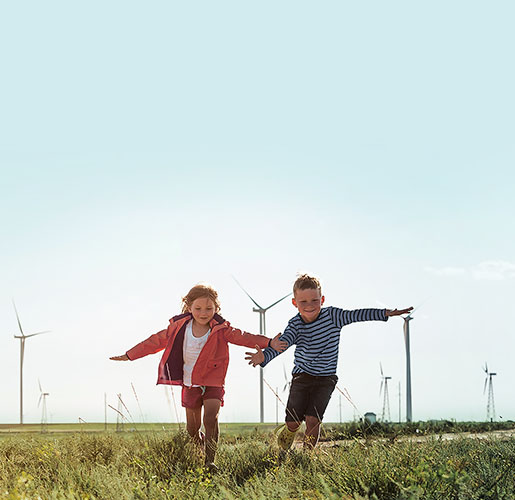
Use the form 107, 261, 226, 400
233, 276, 291, 423
38, 379, 49, 433
483, 363, 497, 422
379, 363, 391, 422
402, 312, 413, 423
378, 300, 418, 423
12, 300, 50, 424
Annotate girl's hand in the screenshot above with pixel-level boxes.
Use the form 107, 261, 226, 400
110, 354, 129, 361
245, 345, 264, 367
386, 307, 414, 317
270, 333, 288, 352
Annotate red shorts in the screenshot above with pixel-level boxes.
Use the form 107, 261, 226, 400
181, 385, 225, 409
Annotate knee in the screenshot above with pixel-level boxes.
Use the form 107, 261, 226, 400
203, 412, 219, 428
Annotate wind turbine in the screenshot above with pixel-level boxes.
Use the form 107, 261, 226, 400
38, 379, 49, 433
402, 312, 413, 423
12, 300, 50, 424
233, 277, 291, 423
483, 363, 497, 422
379, 363, 391, 422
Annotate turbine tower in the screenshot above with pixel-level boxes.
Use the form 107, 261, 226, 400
379, 363, 391, 422
38, 379, 49, 433
483, 363, 497, 422
13, 301, 50, 425
402, 312, 413, 423
233, 277, 291, 423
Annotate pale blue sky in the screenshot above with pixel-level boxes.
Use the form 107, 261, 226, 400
1, 1, 513, 425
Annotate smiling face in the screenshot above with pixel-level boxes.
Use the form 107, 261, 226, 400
292, 288, 325, 323
188, 297, 216, 326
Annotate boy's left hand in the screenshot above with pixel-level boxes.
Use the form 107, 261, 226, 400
386, 306, 414, 317
270, 333, 288, 352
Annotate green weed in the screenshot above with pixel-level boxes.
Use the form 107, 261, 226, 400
0, 427, 513, 499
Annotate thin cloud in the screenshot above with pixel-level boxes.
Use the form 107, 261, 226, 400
426, 261, 515, 280
472, 260, 515, 281
425, 266, 466, 277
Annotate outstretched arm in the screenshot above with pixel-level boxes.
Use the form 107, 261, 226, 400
109, 327, 170, 362
331, 306, 413, 327
224, 326, 280, 350
386, 307, 413, 317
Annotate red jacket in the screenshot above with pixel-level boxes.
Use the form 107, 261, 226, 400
126, 313, 271, 387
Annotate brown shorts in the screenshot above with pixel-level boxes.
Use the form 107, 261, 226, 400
181, 385, 225, 409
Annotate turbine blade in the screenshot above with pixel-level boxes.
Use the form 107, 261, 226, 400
24, 330, 51, 339
38, 394, 42, 407
380, 362, 384, 376
231, 275, 263, 309
484, 362, 488, 374
12, 300, 25, 336
264, 292, 292, 311
483, 377, 488, 394
411, 297, 429, 314
38, 378, 42, 393
379, 380, 384, 397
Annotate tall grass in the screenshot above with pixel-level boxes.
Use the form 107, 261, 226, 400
0, 428, 513, 499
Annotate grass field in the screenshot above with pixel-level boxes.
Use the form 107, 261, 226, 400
0, 422, 514, 499
0, 422, 280, 437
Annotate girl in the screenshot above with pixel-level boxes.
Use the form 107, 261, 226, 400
110, 283, 286, 470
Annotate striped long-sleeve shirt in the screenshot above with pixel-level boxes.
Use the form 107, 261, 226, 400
260, 306, 388, 376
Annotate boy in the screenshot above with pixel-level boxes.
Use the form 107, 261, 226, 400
245, 274, 412, 449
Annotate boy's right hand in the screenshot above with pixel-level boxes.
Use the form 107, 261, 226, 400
245, 345, 264, 367
270, 333, 288, 352
110, 354, 129, 361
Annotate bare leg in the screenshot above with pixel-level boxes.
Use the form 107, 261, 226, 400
185, 407, 203, 444
304, 415, 321, 449
202, 399, 221, 464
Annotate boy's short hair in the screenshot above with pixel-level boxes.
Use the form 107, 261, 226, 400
293, 274, 322, 294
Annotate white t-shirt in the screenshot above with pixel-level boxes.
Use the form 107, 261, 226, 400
183, 320, 210, 387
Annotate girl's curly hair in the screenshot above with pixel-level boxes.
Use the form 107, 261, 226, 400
181, 283, 221, 314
